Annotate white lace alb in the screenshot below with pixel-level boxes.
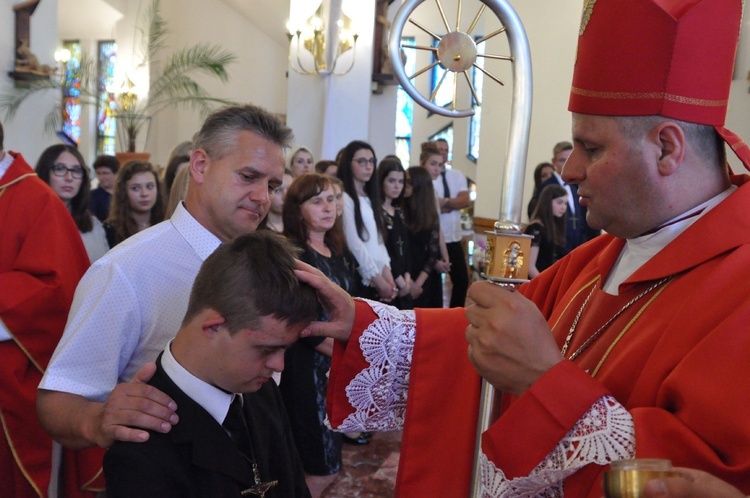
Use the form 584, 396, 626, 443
335, 302, 636, 496
480, 396, 635, 497
337, 300, 415, 432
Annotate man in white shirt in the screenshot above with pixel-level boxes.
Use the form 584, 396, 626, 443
37, 105, 290, 451
432, 139, 470, 307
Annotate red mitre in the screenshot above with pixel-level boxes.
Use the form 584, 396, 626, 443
568, 0, 750, 169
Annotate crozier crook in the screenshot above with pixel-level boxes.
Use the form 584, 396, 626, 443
387, 0, 532, 495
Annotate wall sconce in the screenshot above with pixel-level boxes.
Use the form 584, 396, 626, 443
287, 2, 358, 76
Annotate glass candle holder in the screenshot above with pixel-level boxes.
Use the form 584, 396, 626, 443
603, 459, 678, 498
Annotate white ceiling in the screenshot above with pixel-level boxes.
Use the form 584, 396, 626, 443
58, 0, 124, 40
220, 0, 291, 47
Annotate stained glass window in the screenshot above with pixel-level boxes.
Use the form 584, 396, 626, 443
430, 38, 452, 109
96, 41, 117, 155
395, 37, 416, 167
468, 38, 485, 162
61, 40, 82, 145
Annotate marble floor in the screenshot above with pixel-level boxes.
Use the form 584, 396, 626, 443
322, 431, 402, 498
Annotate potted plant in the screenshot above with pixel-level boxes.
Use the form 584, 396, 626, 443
0, 0, 236, 160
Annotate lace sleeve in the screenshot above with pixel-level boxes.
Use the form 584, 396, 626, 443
480, 395, 635, 497
335, 299, 416, 432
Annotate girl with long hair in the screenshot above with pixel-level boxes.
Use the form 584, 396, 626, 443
36, 144, 109, 262
403, 166, 447, 308
527, 161, 556, 217
377, 157, 413, 309
280, 173, 362, 497
336, 140, 396, 301
103, 160, 165, 247
525, 184, 568, 277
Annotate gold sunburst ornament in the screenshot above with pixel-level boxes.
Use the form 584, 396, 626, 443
393, 0, 515, 117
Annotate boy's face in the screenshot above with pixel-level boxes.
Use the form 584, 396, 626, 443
211, 315, 307, 393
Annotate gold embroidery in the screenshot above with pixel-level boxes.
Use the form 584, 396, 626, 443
580, 0, 597, 35
570, 86, 728, 107
731, 140, 749, 152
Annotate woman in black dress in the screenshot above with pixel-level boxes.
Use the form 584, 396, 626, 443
280, 173, 362, 497
525, 184, 568, 277
378, 157, 413, 309
403, 166, 446, 308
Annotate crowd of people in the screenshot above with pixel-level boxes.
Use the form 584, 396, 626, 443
0, 104, 474, 497
2, 0, 749, 496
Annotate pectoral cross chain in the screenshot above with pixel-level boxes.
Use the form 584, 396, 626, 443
240, 463, 278, 497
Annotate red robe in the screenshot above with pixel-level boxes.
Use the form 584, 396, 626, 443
328, 175, 750, 497
0, 153, 104, 497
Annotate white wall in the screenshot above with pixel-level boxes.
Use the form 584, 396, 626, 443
1, 0, 59, 161
149, 0, 289, 167
3, 0, 750, 188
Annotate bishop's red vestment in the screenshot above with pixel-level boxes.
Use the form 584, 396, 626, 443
327, 175, 750, 497
0, 153, 105, 497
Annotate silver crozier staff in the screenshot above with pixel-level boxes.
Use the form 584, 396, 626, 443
387, 0, 533, 496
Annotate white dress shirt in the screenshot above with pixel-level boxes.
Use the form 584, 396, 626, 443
40, 202, 222, 400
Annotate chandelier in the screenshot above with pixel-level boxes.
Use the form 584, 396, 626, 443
286, 1, 358, 76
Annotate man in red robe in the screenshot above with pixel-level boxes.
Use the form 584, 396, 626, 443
0, 120, 104, 497
296, 0, 750, 496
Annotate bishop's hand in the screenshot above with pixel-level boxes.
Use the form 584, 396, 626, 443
295, 260, 355, 342
465, 281, 563, 396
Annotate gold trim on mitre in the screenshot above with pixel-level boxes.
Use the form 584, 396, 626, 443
570, 86, 728, 107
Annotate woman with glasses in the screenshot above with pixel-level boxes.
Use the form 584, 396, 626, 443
103, 160, 165, 247
36, 144, 109, 263
280, 173, 363, 497
336, 140, 396, 302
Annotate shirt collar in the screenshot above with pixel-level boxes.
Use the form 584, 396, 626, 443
603, 185, 737, 294
161, 340, 234, 425
0, 152, 13, 181
170, 202, 222, 261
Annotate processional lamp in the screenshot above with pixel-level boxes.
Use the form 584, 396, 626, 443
387, 0, 532, 495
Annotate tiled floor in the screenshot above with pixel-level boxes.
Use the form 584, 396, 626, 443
322, 431, 402, 498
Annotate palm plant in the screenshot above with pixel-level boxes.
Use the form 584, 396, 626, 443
0, 0, 237, 152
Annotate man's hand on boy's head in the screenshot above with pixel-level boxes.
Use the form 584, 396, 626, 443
294, 260, 355, 342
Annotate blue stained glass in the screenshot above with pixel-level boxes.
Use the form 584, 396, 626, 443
96, 40, 117, 155
395, 37, 416, 167
62, 41, 82, 145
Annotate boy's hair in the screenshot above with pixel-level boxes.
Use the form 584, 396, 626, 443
182, 231, 319, 333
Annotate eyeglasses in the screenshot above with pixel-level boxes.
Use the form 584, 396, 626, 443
353, 157, 376, 167
51, 163, 84, 179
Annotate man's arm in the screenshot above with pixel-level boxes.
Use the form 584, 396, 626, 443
37, 363, 178, 449
441, 189, 471, 212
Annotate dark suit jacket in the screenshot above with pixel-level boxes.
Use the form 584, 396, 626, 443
104, 357, 310, 498
539, 175, 599, 254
